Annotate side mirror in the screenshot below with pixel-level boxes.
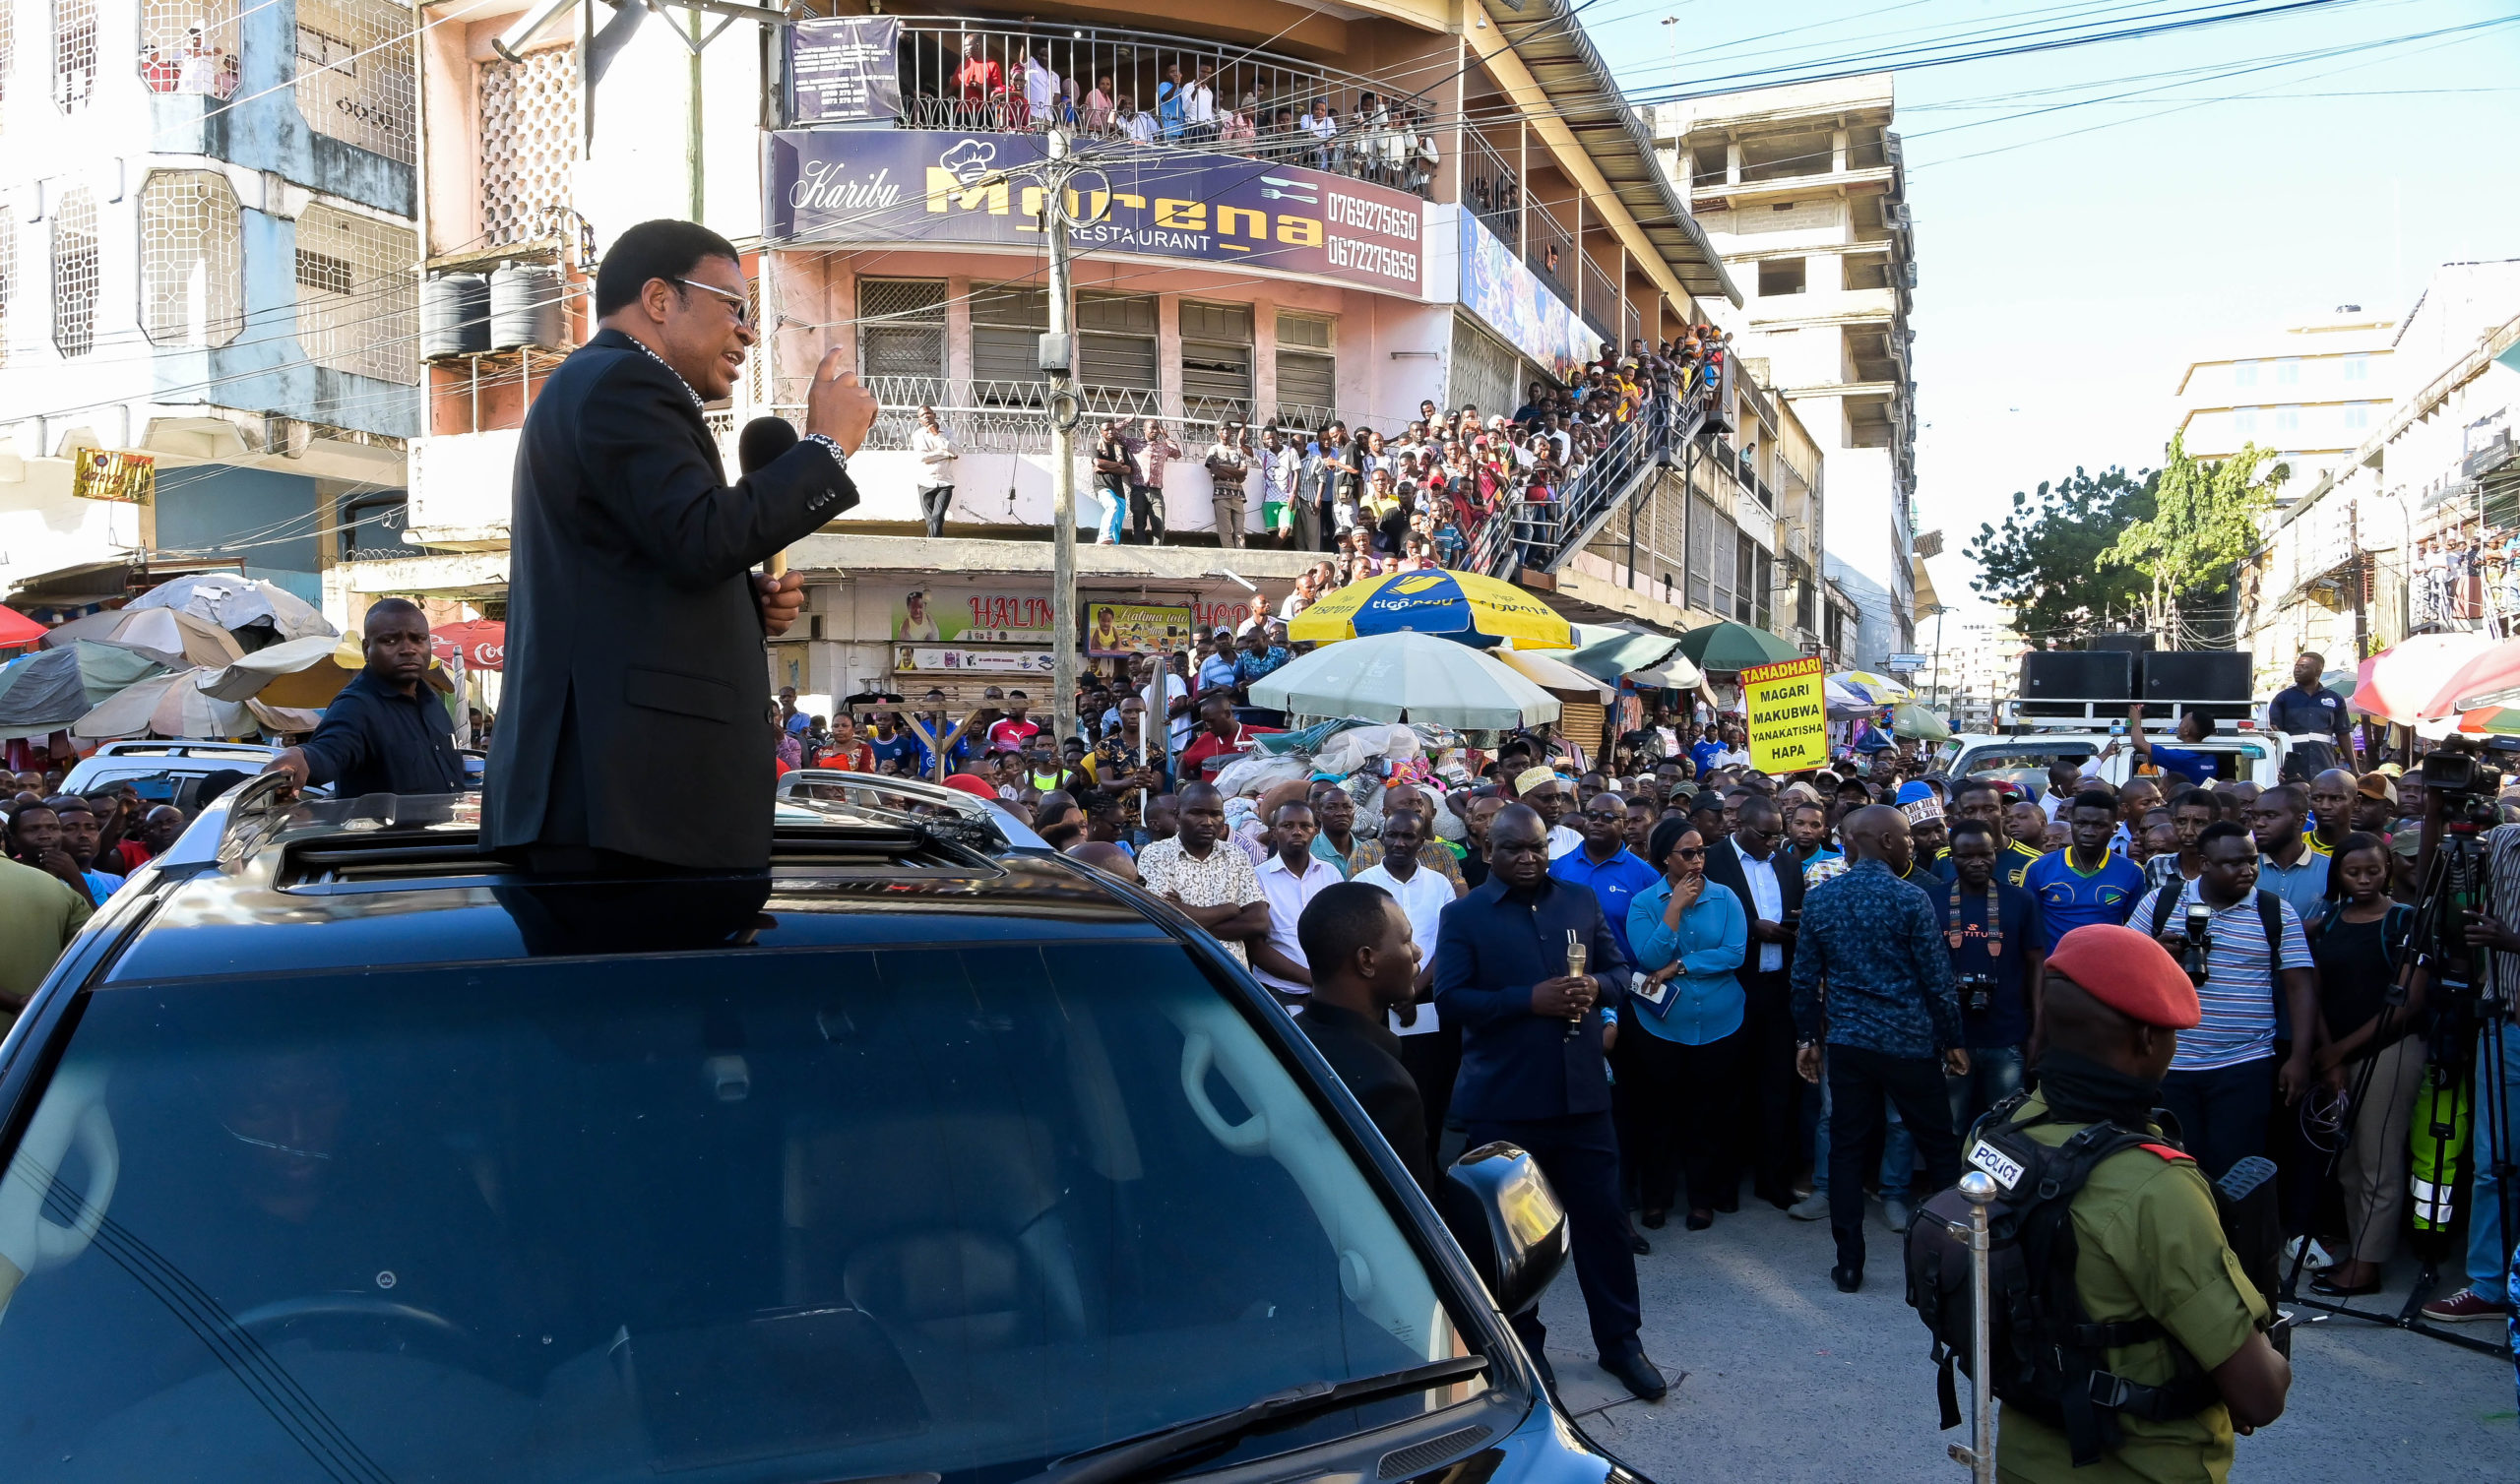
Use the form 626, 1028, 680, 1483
1440, 1141, 1569, 1318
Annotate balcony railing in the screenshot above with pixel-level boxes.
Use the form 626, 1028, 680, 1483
1465, 367, 1717, 578
1579, 256, 1619, 345
767, 376, 1268, 458
878, 19, 1439, 197
1463, 130, 1521, 248
1526, 198, 1573, 300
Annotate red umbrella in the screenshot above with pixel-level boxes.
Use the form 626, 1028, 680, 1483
0, 607, 45, 650
2351, 634, 2494, 725
2416, 637, 2520, 719
430, 619, 505, 672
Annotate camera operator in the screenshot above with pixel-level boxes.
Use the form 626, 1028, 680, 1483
2419, 782, 2520, 1326
1937, 820, 2045, 1132
2132, 823, 2318, 1181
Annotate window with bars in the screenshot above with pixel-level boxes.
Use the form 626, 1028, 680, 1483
970, 283, 1047, 405
52, 0, 97, 112
138, 0, 240, 95
296, 203, 418, 382
1276, 311, 1336, 427
0, 218, 14, 367
138, 171, 245, 347
477, 46, 574, 246
1447, 316, 1517, 422
296, 0, 416, 164
1077, 292, 1157, 415
1686, 497, 1738, 617
51, 187, 98, 357
855, 278, 947, 402
1179, 301, 1252, 424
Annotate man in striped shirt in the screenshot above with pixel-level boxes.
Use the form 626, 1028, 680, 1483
2129, 821, 2317, 1180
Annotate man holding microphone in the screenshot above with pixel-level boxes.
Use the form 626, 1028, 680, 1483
484, 218, 877, 873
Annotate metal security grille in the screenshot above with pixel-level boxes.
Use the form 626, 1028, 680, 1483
969, 283, 1047, 406
52, 0, 97, 111
0, 217, 14, 367
856, 277, 945, 388
476, 46, 574, 247
138, 171, 244, 347
51, 186, 98, 356
296, 203, 418, 382
1276, 311, 1335, 427
1447, 315, 1516, 421
139, 0, 240, 94
1179, 300, 1251, 428
1077, 292, 1156, 416
295, 0, 416, 164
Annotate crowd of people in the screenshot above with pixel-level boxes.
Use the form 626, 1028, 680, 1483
1, 773, 194, 1011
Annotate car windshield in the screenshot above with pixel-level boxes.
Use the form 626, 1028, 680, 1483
0, 942, 1480, 1483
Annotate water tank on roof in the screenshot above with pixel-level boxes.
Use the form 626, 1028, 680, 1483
488, 263, 566, 351
418, 273, 490, 359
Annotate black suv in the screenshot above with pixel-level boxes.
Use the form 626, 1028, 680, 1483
0, 775, 1633, 1484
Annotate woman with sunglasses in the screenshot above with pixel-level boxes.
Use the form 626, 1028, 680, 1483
1619, 818, 1749, 1231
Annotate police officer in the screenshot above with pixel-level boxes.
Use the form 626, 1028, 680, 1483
1993, 923, 2291, 1481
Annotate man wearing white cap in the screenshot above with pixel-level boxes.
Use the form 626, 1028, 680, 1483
1516, 767, 1584, 859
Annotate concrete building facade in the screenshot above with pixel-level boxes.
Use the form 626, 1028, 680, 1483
1650, 74, 1916, 666
2173, 309, 2398, 502
0, 0, 421, 615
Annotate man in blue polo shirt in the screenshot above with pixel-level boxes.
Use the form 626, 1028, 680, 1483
2021, 788, 2146, 949
1550, 789, 1661, 962
2120, 702, 2224, 789
2266, 649, 2356, 765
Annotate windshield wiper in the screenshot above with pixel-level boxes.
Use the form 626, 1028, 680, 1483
1018, 1354, 1490, 1484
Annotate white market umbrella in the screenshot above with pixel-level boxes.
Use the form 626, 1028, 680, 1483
94, 607, 247, 669
1495, 647, 1616, 700
126, 573, 335, 644
197, 634, 351, 702
1251, 632, 1561, 729
71, 668, 251, 740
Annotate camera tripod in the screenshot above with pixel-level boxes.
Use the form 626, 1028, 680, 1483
2279, 819, 2518, 1359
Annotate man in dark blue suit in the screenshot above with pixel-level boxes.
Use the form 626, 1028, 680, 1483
1435, 804, 1665, 1400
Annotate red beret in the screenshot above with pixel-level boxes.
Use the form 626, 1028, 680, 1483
2046, 924, 2200, 1029
942, 773, 998, 799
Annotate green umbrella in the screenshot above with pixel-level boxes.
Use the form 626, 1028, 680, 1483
1675, 621, 1802, 672
1890, 702, 1951, 740
1564, 626, 1685, 683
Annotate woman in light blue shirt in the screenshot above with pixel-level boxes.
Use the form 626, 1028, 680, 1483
1622, 818, 1748, 1231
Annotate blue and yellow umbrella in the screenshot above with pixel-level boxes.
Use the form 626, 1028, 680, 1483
1287, 568, 1574, 649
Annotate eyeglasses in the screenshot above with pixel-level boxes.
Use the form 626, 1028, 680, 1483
674, 278, 754, 328
1671, 847, 1707, 859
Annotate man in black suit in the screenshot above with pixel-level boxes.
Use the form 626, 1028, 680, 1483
1434, 805, 1665, 1402
484, 219, 876, 871
1296, 881, 1432, 1196
1700, 792, 1805, 1208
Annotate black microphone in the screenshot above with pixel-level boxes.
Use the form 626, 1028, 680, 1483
737, 415, 800, 475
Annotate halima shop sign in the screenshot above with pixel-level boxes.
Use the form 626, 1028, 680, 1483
765, 130, 1429, 298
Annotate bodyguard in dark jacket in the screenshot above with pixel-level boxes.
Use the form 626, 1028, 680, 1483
1433, 805, 1665, 1401
266, 597, 464, 798
483, 219, 876, 871
1700, 793, 1807, 1206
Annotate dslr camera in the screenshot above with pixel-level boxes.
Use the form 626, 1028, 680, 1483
1956, 972, 1995, 1016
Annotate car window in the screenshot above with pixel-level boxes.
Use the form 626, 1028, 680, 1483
0, 944, 1478, 1483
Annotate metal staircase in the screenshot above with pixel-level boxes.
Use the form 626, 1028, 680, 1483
1464, 363, 1726, 579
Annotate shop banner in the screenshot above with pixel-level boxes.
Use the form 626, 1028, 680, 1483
1085, 601, 1194, 657
1456, 211, 1596, 384
1740, 656, 1827, 773
72, 449, 157, 504
890, 587, 1057, 644
787, 17, 902, 125
894, 646, 1055, 674
767, 129, 1428, 298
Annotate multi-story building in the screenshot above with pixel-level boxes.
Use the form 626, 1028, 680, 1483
2239, 261, 2520, 693
1650, 74, 1917, 666
2173, 309, 2397, 502
375, 0, 1807, 711
0, 0, 421, 617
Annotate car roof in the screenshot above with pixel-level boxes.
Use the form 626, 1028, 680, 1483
96, 784, 1172, 987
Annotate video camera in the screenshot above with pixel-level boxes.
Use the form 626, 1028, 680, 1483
2419, 747, 2502, 834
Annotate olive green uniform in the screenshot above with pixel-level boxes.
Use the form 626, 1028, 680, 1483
1994, 1092, 2270, 1484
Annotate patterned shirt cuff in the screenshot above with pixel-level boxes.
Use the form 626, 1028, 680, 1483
802, 432, 848, 469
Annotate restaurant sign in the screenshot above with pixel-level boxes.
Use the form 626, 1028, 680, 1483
766, 129, 1429, 298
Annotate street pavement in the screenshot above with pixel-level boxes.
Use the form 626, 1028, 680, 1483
1521, 1194, 2516, 1482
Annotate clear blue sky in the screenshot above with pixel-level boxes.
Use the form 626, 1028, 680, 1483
1591, 0, 2520, 627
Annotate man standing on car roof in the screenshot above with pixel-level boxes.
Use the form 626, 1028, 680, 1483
2266, 649, 2356, 768
482, 218, 875, 873
264, 598, 466, 801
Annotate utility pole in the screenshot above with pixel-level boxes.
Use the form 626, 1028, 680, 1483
1044, 125, 1082, 743
2349, 498, 2369, 661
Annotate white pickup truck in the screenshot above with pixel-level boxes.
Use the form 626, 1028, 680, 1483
1928, 720, 2342, 794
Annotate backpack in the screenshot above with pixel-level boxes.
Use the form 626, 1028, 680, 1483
1903, 1097, 2222, 1465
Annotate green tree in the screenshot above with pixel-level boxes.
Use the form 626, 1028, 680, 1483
2106, 433, 2286, 647
1964, 465, 2155, 645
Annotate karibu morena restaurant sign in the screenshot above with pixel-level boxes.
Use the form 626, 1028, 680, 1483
764, 130, 1428, 298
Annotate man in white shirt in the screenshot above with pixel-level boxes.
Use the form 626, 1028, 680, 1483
1300, 101, 1338, 169
1124, 99, 1158, 145
1138, 652, 1192, 752
1516, 768, 1586, 859
1181, 62, 1218, 142
1353, 807, 1456, 1155
1022, 49, 1059, 125
1277, 569, 1318, 622
1252, 799, 1344, 1003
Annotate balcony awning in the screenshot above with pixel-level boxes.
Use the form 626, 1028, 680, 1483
1475, 0, 1741, 308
